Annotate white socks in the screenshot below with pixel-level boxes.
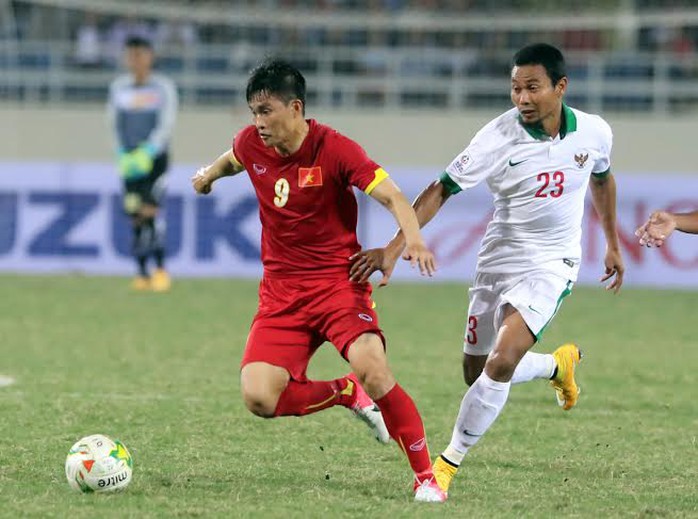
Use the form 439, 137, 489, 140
443, 372, 511, 465
510, 352, 556, 385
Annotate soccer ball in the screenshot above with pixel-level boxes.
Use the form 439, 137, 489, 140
65, 434, 133, 493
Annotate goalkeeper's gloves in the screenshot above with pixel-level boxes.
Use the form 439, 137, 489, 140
117, 144, 157, 180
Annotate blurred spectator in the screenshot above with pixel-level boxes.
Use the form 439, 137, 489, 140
230, 38, 255, 72
73, 12, 103, 68
155, 17, 198, 51
671, 27, 694, 56
361, 30, 391, 76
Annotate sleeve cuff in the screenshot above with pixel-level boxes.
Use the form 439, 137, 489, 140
592, 168, 611, 178
439, 171, 462, 195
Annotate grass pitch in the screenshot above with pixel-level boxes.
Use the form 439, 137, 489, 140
0, 275, 696, 518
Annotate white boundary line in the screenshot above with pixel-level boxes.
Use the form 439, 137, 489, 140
0, 375, 15, 388
0, 389, 209, 403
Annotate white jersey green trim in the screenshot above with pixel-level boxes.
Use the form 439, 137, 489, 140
535, 280, 573, 341
439, 171, 462, 195
592, 167, 611, 178
441, 104, 613, 281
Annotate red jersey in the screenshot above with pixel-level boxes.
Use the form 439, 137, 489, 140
232, 119, 388, 278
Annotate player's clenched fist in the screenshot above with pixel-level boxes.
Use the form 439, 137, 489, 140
191, 167, 213, 194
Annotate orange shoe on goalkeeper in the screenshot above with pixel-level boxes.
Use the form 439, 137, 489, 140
131, 276, 151, 291
551, 344, 582, 410
151, 268, 172, 292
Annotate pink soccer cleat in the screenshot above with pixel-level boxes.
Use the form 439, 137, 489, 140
345, 372, 390, 444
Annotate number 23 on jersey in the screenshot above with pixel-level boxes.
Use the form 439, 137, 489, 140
535, 171, 565, 198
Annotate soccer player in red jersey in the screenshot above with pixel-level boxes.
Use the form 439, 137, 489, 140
191, 59, 446, 502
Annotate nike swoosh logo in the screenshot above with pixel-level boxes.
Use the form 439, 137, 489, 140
462, 429, 482, 438
528, 305, 542, 316
508, 159, 528, 167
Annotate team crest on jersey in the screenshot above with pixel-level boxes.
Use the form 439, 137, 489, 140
574, 152, 589, 169
453, 152, 471, 173
299, 166, 323, 188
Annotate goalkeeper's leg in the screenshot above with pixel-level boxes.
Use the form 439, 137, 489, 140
140, 211, 170, 292
131, 217, 150, 283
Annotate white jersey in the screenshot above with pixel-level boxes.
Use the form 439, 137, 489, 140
442, 105, 612, 281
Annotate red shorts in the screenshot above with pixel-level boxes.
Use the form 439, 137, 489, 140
241, 276, 385, 381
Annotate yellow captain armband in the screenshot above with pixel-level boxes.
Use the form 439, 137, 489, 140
229, 150, 243, 169
364, 167, 389, 195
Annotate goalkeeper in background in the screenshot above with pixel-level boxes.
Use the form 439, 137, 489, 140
107, 35, 178, 291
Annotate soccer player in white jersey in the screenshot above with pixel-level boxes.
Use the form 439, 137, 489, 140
636, 210, 698, 247
349, 43, 624, 497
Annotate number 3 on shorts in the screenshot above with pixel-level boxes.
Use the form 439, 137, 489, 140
274, 178, 290, 208
466, 315, 478, 345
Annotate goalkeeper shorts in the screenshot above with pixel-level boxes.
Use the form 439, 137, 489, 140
123, 152, 169, 214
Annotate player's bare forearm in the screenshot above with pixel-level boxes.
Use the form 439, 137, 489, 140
673, 210, 698, 234
370, 179, 424, 248
208, 149, 244, 180
386, 180, 451, 256
590, 173, 620, 250
591, 173, 624, 293
192, 150, 244, 194
368, 179, 436, 277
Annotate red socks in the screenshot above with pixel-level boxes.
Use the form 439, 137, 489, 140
273, 378, 354, 417
376, 384, 433, 478
272, 379, 433, 482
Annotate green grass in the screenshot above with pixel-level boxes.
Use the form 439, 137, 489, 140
0, 275, 696, 517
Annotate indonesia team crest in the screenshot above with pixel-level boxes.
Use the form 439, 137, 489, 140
574, 152, 589, 168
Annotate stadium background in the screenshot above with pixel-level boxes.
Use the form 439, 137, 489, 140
2, 0, 698, 287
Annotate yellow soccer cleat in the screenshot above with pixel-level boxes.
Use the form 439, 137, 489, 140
551, 343, 582, 410
151, 268, 172, 292
433, 455, 459, 496
131, 276, 151, 291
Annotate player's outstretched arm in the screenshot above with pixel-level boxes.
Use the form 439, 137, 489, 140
363, 178, 437, 279
635, 210, 698, 247
590, 173, 624, 293
191, 149, 245, 194
671, 211, 698, 233
350, 180, 450, 285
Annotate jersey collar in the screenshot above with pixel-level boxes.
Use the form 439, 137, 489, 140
519, 103, 577, 141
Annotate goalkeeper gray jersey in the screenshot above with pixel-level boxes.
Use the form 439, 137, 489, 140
107, 73, 178, 154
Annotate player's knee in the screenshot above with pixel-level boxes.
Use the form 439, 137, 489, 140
352, 362, 395, 399
358, 366, 394, 397
241, 387, 278, 418
484, 350, 517, 381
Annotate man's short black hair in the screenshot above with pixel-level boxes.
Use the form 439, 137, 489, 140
512, 43, 567, 85
246, 58, 306, 113
125, 35, 153, 49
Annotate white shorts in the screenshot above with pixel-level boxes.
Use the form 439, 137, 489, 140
463, 270, 573, 356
